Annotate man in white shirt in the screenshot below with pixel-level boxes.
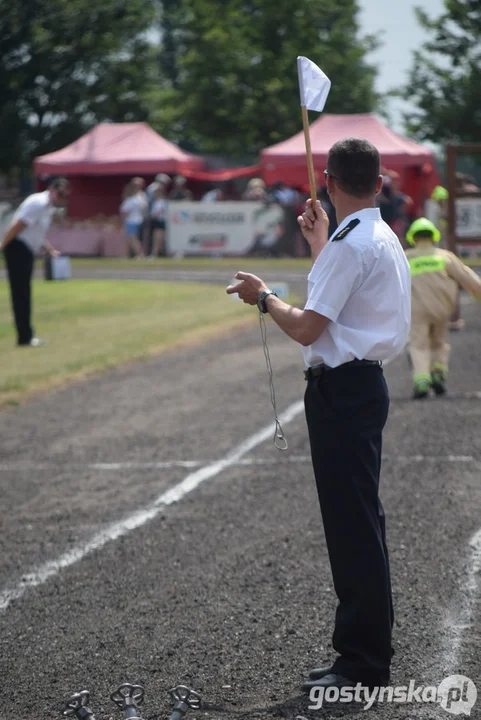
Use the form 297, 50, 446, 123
227, 138, 411, 691
0, 177, 70, 346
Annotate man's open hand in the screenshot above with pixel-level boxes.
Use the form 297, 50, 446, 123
226, 271, 268, 306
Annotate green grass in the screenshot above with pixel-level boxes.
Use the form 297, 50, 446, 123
73, 257, 312, 272
0, 256, 313, 273
0, 278, 256, 407
1, 255, 479, 272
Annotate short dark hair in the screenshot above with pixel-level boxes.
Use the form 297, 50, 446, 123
48, 176, 71, 194
327, 138, 380, 198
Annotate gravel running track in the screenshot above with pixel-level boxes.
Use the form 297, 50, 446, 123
0, 292, 480, 720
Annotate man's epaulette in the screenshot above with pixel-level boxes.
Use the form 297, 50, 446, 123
331, 218, 360, 241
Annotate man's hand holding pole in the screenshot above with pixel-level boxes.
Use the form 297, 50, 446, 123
298, 199, 330, 262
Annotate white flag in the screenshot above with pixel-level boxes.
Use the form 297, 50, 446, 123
297, 56, 331, 112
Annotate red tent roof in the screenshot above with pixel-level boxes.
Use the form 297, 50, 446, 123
181, 164, 262, 181
34, 122, 205, 176
261, 113, 435, 186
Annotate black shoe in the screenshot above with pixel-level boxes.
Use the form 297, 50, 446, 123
431, 380, 446, 396
308, 665, 333, 681
302, 673, 354, 694
412, 388, 429, 400
431, 369, 447, 396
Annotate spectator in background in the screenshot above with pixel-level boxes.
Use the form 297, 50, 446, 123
145, 174, 170, 254
267, 181, 303, 256
149, 186, 168, 258
377, 174, 395, 226
169, 176, 193, 201
271, 181, 298, 206
242, 178, 267, 201
120, 177, 147, 258
377, 171, 412, 241
201, 186, 224, 202
146, 174, 170, 202
390, 172, 413, 239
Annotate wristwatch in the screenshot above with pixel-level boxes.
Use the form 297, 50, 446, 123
257, 289, 278, 314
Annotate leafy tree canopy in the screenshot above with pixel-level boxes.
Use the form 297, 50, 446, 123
149, 0, 380, 158
1, 0, 380, 171
402, 0, 481, 144
0, 0, 156, 172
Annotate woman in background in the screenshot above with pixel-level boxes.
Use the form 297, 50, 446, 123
120, 178, 147, 258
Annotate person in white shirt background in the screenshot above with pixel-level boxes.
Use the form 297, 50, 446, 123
120, 177, 148, 258
201, 187, 223, 202
146, 173, 170, 203
227, 138, 411, 693
0, 176, 70, 347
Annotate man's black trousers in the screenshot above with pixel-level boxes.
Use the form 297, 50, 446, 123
4, 238, 35, 345
304, 362, 393, 685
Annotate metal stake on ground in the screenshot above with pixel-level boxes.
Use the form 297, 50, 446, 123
110, 683, 145, 719
63, 690, 96, 719
168, 685, 201, 720
63, 683, 201, 720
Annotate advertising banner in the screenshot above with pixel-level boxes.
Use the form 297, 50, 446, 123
166, 202, 286, 256
456, 197, 481, 239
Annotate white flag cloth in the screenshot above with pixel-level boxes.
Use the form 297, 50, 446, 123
297, 56, 331, 112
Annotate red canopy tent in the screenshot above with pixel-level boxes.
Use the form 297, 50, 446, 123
261, 114, 439, 213
34, 123, 205, 218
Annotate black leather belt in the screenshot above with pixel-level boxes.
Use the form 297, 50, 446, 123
304, 358, 382, 381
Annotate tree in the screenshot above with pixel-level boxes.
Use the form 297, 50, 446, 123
402, 0, 481, 143
0, 0, 156, 173
149, 0, 380, 159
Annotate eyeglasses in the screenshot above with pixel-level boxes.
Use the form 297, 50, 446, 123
324, 169, 338, 181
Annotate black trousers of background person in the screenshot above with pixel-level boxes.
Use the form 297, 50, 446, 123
3, 238, 35, 345
304, 362, 393, 686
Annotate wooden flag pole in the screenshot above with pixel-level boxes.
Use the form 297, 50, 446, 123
301, 105, 317, 205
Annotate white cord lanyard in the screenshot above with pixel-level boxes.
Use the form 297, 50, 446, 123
259, 311, 288, 451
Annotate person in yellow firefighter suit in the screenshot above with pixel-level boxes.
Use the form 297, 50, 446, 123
430, 185, 465, 330
406, 217, 481, 399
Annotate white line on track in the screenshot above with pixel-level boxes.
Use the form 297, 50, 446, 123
444, 527, 481, 672
0, 401, 304, 613
0, 455, 476, 472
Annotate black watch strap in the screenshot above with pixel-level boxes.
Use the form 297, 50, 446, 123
257, 289, 278, 313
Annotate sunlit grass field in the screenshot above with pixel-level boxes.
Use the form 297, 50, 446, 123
0, 279, 256, 407
0, 256, 313, 273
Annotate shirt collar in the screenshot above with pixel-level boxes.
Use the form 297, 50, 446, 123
338, 207, 381, 228
328, 208, 380, 242
42, 190, 53, 207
